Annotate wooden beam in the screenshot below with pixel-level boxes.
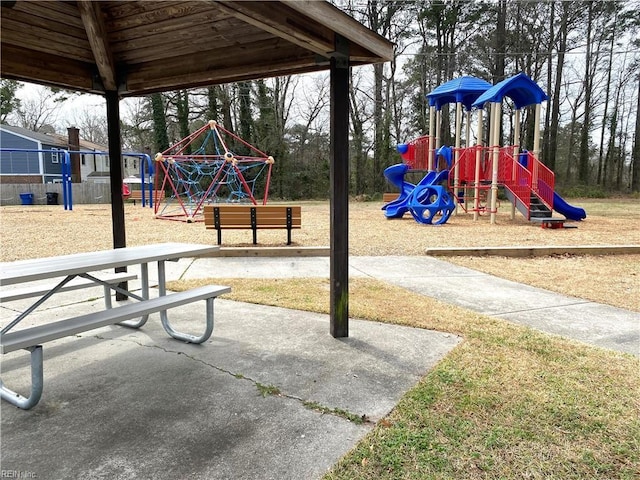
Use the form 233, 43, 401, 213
329, 34, 350, 338
106, 90, 125, 251
216, 1, 334, 56
123, 41, 319, 95
105, 90, 128, 302
0, 43, 96, 93
286, 1, 394, 62
1, 18, 94, 62
77, 1, 117, 91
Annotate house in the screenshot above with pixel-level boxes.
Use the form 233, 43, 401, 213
0, 125, 139, 184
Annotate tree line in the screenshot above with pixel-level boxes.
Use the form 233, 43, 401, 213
2, 0, 639, 197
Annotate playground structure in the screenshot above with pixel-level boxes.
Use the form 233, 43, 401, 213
383, 73, 586, 226
153, 120, 274, 222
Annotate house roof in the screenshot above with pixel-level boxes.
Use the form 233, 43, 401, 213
0, 124, 65, 146
1, 124, 109, 152
0, 1, 394, 97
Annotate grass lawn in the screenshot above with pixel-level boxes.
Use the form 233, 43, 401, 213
169, 276, 640, 479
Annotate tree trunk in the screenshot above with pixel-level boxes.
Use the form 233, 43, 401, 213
176, 90, 190, 153
151, 93, 169, 153
493, 0, 507, 84
596, 13, 616, 185
542, 1, 555, 167
632, 74, 640, 193
549, 4, 569, 172
578, 1, 594, 184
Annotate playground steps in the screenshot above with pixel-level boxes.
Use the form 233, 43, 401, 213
529, 193, 552, 219
504, 188, 552, 221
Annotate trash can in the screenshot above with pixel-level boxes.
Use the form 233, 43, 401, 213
46, 192, 59, 205
19, 193, 34, 205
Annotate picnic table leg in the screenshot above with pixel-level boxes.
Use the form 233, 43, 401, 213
160, 297, 215, 344
0, 346, 44, 410
117, 262, 150, 328
156, 260, 215, 343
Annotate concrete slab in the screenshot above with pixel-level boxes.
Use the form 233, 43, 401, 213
185, 256, 336, 279
1, 297, 460, 480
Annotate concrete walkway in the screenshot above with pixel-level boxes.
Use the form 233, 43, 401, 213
186, 255, 639, 357
1, 254, 637, 480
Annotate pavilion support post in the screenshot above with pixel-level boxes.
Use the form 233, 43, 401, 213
106, 90, 127, 300
329, 35, 349, 338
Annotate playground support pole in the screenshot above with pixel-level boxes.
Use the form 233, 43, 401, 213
62, 151, 72, 210
453, 101, 463, 214
533, 103, 542, 159
511, 108, 521, 220
465, 109, 472, 209
435, 108, 442, 152
474, 109, 484, 221
465, 110, 472, 148
490, 102, 501, 225
532, 103, 542, 192
428, 105, 436, 171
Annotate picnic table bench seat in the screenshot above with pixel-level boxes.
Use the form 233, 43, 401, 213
0, 284, 230, 409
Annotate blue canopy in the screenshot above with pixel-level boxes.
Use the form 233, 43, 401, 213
472, 72, 548, 109
427, 76, 492, 111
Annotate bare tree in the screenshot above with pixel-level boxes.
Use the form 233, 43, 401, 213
10, 85, 66, 132
66, 107, 108, 145
632, 72, 640, 192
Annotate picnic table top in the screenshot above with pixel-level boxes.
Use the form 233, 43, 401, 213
0, 243, 218, 286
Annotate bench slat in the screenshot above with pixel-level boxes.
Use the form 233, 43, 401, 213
203, 211, 302, 220
0, 273, 137, 303
205, 224, 300, 230
203, 205, 302, 245
126, 191, 165, 203
0, 285, 230, 354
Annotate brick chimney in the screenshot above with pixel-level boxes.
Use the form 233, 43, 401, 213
67, 127, 81, 183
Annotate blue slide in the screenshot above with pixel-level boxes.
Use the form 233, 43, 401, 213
382, 163, 415, 218
383, 164, 449, 219
553, 192, 586, 221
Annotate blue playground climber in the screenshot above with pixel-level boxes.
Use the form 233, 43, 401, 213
383, 146, 456, 225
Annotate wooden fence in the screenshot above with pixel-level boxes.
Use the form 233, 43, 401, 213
0, 183, 113, 206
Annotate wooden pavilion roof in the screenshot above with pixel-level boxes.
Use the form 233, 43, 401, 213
0, 0, 393, 96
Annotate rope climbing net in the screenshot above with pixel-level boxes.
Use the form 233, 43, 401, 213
153, 120, 274, 222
